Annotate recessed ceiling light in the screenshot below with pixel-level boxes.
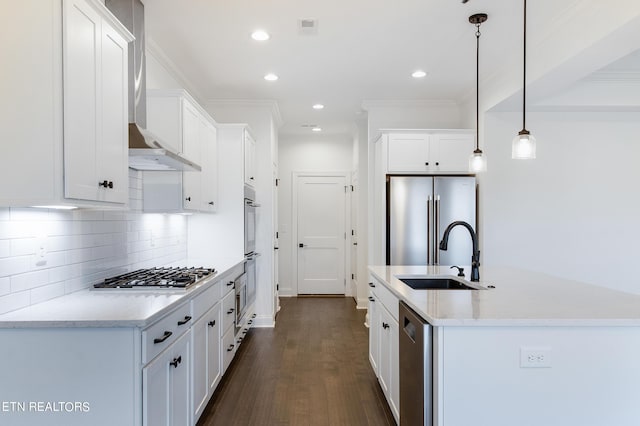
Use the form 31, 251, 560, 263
251, 30, 270, 41
311, 127, 322, 132
264, 73, 278, 81
312, 104, 324, 110
412, 70, 427, 78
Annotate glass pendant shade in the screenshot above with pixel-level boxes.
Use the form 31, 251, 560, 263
512, 130, 536, 159
469, 149, 487, 172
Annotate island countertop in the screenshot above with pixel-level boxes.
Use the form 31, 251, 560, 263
368, 265, 640, 326
0, 257, 245, 328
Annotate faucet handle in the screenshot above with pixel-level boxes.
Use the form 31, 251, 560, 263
450, 265, 465, 277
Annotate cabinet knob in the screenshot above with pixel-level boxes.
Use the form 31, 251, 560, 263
208, 320, 216, 327
368, 282, 375, 288
208, 201, 214, 205
227, 308, 235, 314
227, 281, 234, 286
425, 162, 429, 166
435, 162, 440, 166
227, 344, 235, 352
185, 196, 191, 202
98, 180, 114, 189
382, 323, 390, 329
368, 296, 375, 302
169, 355, 182, 368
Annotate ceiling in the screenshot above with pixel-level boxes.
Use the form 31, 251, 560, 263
143, 0, 638, 136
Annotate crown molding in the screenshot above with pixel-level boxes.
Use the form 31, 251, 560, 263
206, 99, 283, 128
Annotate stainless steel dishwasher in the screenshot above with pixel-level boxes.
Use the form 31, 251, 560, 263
399, 301, 432, 426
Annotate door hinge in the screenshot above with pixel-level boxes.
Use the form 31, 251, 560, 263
276, 283, 279, 291
344, 185, 348, 193
351, 229, 355, 236
276, 231, 279, 239
351, 273, 354, 279
275, 178, 280, 187
351, 185, 354, 192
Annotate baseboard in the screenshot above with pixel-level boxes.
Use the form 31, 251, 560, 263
251, 314, 275, 328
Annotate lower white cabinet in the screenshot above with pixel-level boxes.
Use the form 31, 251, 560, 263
368, 276, 400, 423
192, 302, 221, 421
143, 329, 192, 426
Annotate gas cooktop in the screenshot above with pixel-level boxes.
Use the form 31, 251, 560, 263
93, 267, 216, 290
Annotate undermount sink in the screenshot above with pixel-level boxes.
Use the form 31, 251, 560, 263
398, 277, 480, 290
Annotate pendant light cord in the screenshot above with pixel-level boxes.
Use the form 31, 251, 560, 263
522, 0, 527, 131
475, 23, 481, 151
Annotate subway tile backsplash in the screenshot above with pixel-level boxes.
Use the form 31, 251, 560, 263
0, 170, 188, 315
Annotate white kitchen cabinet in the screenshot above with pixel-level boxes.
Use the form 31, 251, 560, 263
368, 275, 400, 423
244, 130, 257, 187
0, 0, 132, 208
385, 130, 474, 173
144, 89, 218, 213
368, 284, 380, 375
192, 302, 221, 421
143, 329, 192, 426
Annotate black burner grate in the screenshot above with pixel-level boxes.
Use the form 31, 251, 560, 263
94, 267, 216, 289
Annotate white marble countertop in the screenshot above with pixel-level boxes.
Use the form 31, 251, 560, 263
0, 257, 245, 329
368, 265, 640, 326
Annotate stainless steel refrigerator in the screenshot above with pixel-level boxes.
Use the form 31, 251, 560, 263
387, 175, 477, 266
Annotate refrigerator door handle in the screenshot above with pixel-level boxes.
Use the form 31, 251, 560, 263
427, 195, 433, 265
434, 195, 441, 264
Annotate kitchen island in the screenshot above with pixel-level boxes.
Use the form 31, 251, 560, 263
368, 265, 640, 426
0, 258, 247, 426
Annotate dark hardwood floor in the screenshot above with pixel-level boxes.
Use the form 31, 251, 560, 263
197, 297, 396, 426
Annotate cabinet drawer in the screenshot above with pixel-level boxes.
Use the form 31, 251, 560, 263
370, 278, 399, 322
221, 327, 236, 374
192, 280, 221, 321
221, 289, 236, 333
142, 301, 193, 364
220, 263, 244, 295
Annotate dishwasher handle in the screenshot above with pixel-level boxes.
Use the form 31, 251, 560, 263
403, 317, 417, 343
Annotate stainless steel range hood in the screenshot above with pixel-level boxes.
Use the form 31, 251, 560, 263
105, 0, 200, 171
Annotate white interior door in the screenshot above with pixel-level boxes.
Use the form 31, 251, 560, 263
296, 174, 346, 294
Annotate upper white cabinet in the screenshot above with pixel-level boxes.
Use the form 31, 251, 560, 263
144, 90, 218, 213
244, 130, 257, 187
0, 0, 133, 208
385, 130, 474, 173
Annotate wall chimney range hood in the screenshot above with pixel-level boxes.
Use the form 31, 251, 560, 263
105, 0, 201, 171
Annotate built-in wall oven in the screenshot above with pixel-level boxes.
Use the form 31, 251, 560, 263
244, 185, 258, 256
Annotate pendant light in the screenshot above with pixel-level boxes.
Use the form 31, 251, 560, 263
468, 13, 488, 173
512, 0, 536, 159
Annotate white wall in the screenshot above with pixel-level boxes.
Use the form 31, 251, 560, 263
278, 134, 353, 296
481, 111, 640, 294
0, 170, 188, 315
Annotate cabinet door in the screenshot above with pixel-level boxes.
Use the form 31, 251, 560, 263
378, 306, 392, 396
63, 0, 128, 204
387, 133, 429, 172
432, 133, 475, 172
201, 122, 218, 212
143, 331, 191, 426
143, 350, 170, 426
63, 0, 100, 202
368, 291, 379, 374
244, 131, 256, 186
182, 100, 202, 210
97, 19, 128, 203
206, 303, 222, 395
193, 304, 221, 421
170, 331, 191, 426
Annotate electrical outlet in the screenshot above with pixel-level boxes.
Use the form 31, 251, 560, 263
520, 346, 552, 368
